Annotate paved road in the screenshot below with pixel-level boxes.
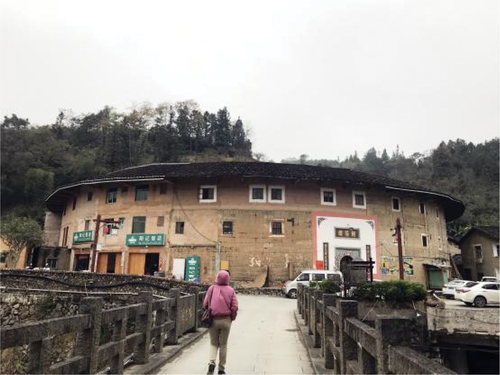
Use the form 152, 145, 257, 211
158, 295, 314, 374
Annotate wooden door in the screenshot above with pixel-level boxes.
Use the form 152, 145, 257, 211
128, 253, 145, 275
114, 253, 122, 274
96, 253, 108, 273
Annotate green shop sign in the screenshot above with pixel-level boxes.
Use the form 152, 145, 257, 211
73, 230, 94, 243
185, 256, 200, 283
126, 234, 165, 246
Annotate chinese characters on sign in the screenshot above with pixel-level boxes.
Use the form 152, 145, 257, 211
126, 234, 165, 246
73, 230, 94, 243
335, 227, 360, 239
185, 256, 200, 283
323, 243, 329, 271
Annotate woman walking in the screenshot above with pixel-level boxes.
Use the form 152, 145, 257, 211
203, 270, 239, 375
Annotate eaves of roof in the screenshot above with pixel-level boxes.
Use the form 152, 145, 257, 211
45, 162, 465, 221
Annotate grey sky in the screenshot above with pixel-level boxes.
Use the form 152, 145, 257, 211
1, 0, 498, 161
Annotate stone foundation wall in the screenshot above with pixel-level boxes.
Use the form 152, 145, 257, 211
0, 269, 209, 297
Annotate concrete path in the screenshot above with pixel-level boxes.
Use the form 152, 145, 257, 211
157, 294, 314, 374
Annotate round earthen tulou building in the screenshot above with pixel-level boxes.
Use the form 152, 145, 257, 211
43, 162, 464, 288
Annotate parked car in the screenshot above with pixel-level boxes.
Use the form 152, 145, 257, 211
459, 282, 500, 307
442, 279, 472, 299
480, 276, 499, 282
281, 270, 342, 299
454, 281, 479, 301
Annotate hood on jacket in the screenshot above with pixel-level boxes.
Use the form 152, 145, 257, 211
215, 270, 230, 285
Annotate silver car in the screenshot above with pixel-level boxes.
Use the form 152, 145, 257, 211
442, 279, 472, 299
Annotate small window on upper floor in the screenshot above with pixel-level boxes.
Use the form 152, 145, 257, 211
63, 205, 67, 216
249, 185, 266, 203
135, 185, 149, 202
268, 186, 285, 204
87, 192, 93, 201
106, 188, 118, 204
474, 245, 483, 263
421, 234, 428, 248
435, 208, 439, 219
84, 219, 91, 231
175, 221, 185, 234
352, 191, 366, 209
72, 197, 77, 210
493, 244, 499, 258
392, 197, 400, 212
222, 221, 233, 235
419, 203, 426, 214
132, 216, 146, 234
159, 184, 167, 195
270, 220, 284, 236
157, 216, 165, 227
321, 188, 336, 205
199, 185, 217, 203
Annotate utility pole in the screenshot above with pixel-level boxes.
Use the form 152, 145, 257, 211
90, 214, 101, 273
90, 215, 121, 273
395, 218, 404, 280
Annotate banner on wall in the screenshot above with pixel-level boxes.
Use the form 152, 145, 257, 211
381, 256, 413, 275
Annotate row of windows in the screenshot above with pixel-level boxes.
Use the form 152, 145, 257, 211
64, 183, 440, 216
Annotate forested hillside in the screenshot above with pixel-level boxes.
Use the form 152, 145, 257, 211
283, 138, 499, 234
1, 102, 252, 222
1, 102, 497, 235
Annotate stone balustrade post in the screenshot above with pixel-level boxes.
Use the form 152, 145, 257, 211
111, 308, 128, 373
191, 287, 201, 332
76, 297, 103, 374
27, 337, 51, 374
308, 289, 315, 335
153, 300, 166, 354
338, 300, 358, 374
304, 287, 310, 327
135, 291, 153, 364
166, 288, 180, 345
297, 284, 303, 315
376, 316, 415, 374
322, 294, 336, 368
313, 290, 323, 348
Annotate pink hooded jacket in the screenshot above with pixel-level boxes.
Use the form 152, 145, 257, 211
203, 270, 238, 320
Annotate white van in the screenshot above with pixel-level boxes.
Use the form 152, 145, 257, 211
281, 269, 343, 298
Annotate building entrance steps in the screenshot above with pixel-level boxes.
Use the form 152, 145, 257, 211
156, 294, 315, 374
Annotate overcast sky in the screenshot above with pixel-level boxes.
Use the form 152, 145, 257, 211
1, 0, 498, 161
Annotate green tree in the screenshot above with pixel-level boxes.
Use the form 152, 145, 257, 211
1, 216, 44, 268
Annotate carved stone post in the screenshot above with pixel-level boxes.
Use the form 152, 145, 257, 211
322, 294, 336, 368
76, 297, 103, 374
313, 290, 323, 348
135, 291, 153, 364
166, 288, 180, 345
338, 300, 358, 374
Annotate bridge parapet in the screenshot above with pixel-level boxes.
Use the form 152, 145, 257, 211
0, 288, 206, 374
296, 284, 455, 374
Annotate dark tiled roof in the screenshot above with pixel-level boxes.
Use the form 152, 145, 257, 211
474, 226, 499, 240
458, 226, 499, 244
45, 162, 465, 220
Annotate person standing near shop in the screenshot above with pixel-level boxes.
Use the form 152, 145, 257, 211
203, 270, 239, 375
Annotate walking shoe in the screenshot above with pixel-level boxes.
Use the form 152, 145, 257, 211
218, 371, 225, 375
207, 363, 216, 374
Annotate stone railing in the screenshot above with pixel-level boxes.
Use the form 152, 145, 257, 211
297, 285, 455, 375
0, 288, 206, 374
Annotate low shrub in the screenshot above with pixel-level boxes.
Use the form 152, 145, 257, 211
319, 279, 341, 294
353, 280, 426, 303
307, 279, 341, 294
